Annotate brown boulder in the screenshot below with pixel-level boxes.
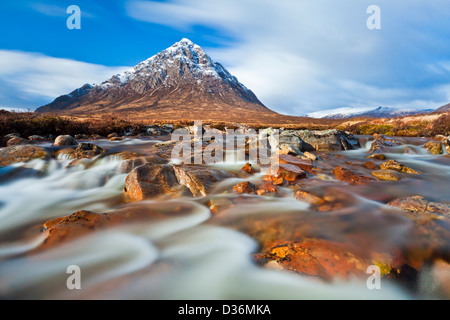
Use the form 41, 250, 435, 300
233, 181, 256, 194
0, 145, 49, 167
54, 135, 77, 147
333, 166, 374, 185
7, 137, 32, 147
424, 141, 443, 155
380, 160, 421, 174
124, 163, 191, 201
265, 163, 307, 183
388, 196, 450, 217
277, 154, 314, 172
172, 165, 235, 197
372, 169, 402, 181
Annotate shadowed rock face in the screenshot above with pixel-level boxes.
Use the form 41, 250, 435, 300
36, 39, 272, 120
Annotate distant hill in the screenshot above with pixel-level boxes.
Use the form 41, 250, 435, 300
434, 103, 450, 113
307, 106, 434, 119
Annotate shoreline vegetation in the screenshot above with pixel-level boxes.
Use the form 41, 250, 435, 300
1, 110, 449, 145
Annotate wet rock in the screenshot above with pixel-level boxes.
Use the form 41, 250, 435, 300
124, 163, 191, 202
388, 196, 450, 217
40, 203, 195, 249
363, 161, 380, 170
172, 165, 235, 197
107, 133, 119, 139
233, 181, 256, 194
28, 135, 45, 141
254, 239, 371, 281
380, 160, 421, 174
372, 169, 402, 181
424, 141, 443, 155
367, 153, 386, 160
208, 197, 234, 214
54, 135, 78, 147
109, 137, 124, 141
0, 145, 49, 167
241, 163, 254, 174
295, 129, 360, 151
294, 189, 326, 206
369, 135, 402, 154
55, 148, 77, 160
75, 143, 105, 159
264, 163, 307, 183
333, 166, 374, 185
256, 183, 278, 196
7, 137, 32, 147
277, 154, 315, 173
278, 133, 303, 155
303, 151, 317, 161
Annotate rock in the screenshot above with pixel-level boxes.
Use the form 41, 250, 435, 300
442, 139, 450, 153
107, 133, 119, 139
278, 132, 303, 155
54, 148, 77, 160
254, 239, 371, 281
388, 196, 450, 217
233, 181, 256, 194
424, 141, 443, 155
74, 134, 88, 140
303, 151, 317, 161
208, 197, 234, 214
256, 183, 278, 196
264, 163, 307, 183
54, 135, 77, 147
7, 137, 32, 147
109, 137, 124, 141
277, 154, 314, 172
39, 203, 196, 249
333, 166, 374, 185
372, 169, 402, 181
367, 154, 386, 160
75, 143, 105, 159
363, 161, 379, 170
172, 165, 235, 197
28, 135, 45, 141
380, 160, 421, 174
241, 163, 254, 174
294, 189, 326, 206
0, 145, 49, 167
295, 129, 360, 151
370, 135, 402, 154
4, 133, 20, 139
124, 163, 191, 202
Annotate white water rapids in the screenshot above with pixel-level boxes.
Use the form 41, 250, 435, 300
0, 137, 448, 299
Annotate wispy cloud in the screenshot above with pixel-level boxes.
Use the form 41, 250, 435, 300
127, 0, 450, 114
0, 50, 129, 109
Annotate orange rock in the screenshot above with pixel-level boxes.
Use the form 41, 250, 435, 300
241, 163, 254, 174
233, 181, 256, 194
255, 239, 371, 281
277, 154, 315, 172
333, 166, 374, 185
265, 163, 307, 183
363, 161, 379, 170
256, 182, 278, 196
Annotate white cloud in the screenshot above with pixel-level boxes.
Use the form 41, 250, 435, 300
127, 0, 450, 114
0, 50, 129, 109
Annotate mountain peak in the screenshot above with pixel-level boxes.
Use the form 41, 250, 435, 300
36, 39, 273, 119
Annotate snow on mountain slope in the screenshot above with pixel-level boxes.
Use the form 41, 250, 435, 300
36, 38, 271, 117
307, 106, 434, 119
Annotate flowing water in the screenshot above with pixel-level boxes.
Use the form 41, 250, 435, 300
0, 137, 449, 299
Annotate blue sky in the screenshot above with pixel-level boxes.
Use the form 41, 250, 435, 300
1, 0, 450, 115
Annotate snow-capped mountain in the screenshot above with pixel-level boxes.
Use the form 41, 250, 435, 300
307, 106, 434, 119
37, 38, 272, 119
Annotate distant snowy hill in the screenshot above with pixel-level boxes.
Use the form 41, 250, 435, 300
307, 106, 434, 119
